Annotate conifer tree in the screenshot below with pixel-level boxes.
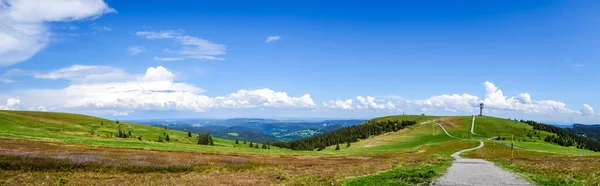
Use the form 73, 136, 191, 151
188, 131, 192, 137
243, 140, 247, 144
254, 144, 259, 148
335, 144, 340, 150
249, 142, 253, 148
128, 131, 132, 137
158, 135, 163, 142
166, 135, 170, 142
235, 139, 239, 144
261, 143, 267, 149
346, 142, 351, 148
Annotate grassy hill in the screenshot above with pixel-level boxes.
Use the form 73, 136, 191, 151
2, 111, 600, 185
0, 110, 306, 155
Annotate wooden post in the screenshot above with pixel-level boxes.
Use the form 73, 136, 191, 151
511, 135, 514, 164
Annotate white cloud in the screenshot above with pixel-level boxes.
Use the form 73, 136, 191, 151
112, 111, 128, 116
0, 0, 114, 65
33, 65, 129, 84
13, 66, 315, 112
128, 46, 145, 56
265, 35, 281, 43
416, 81, 578, 115
517, 93, 532, 104
153, 57, 185, 61
0, 98, 20, 110
416, 93, 479, 112
324, 99, 353, 110
324, 96, 397, 111
581, 104, 594, 116
136, 30, 226, 61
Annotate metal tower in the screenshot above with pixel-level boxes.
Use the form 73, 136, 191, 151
479, 102, 484, 116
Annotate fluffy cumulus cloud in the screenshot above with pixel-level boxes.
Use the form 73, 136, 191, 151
416, 94, 479, 112
416, 81, 579, 115
265, 35, 281, 43
1, 65, 594, 119
0, 0, 114, 65
324, 99, 354, 110
136, 30, 226, 61
581, 104, 594, 116
13, 66, 314, 112
0, 98, 20, 110
323, 96, 396, 111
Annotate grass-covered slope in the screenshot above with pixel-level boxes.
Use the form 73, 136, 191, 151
468, 116, 600, 155
0, 110, 303, 155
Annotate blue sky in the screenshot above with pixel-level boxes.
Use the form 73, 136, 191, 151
1, 0, 599, 123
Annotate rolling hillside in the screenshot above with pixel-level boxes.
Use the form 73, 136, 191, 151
1, 111, 600, 185
0, 110, 301, 155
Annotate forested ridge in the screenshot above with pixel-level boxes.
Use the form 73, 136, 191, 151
521, 120, 600, 152
573, 124, 600, 141
273, 120, 417, 150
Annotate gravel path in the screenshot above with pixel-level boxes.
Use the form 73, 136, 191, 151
431, 119, 533, 186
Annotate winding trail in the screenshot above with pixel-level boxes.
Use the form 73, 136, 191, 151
470, 115, 482, 136
431, 118, 532, 186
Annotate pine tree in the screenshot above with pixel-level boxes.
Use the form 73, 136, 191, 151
262, 143, 267, 149
158, 135, 163, 142
188, 131, 192, 137
166, 135, 170, 142
346, 142, 351, 148
128, 131, 132, 137
254, 144, 259, 148
249, 142, 253, 148
100, 121, 104, 126
335, 144, 340, 150
235, 139, 239, 144
197, 133, 214, 145
243, 140, 247, 144
116, 119, 119, 124
137, 136, 142, 141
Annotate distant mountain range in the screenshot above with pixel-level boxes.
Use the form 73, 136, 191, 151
129, 118, 367, 143
549, 123, 600, 141
551, 124, 574, 128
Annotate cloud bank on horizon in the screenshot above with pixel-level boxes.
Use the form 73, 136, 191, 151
0, 64, 595, 121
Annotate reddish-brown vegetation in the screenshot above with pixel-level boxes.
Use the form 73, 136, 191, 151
0, 138, 439, 185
